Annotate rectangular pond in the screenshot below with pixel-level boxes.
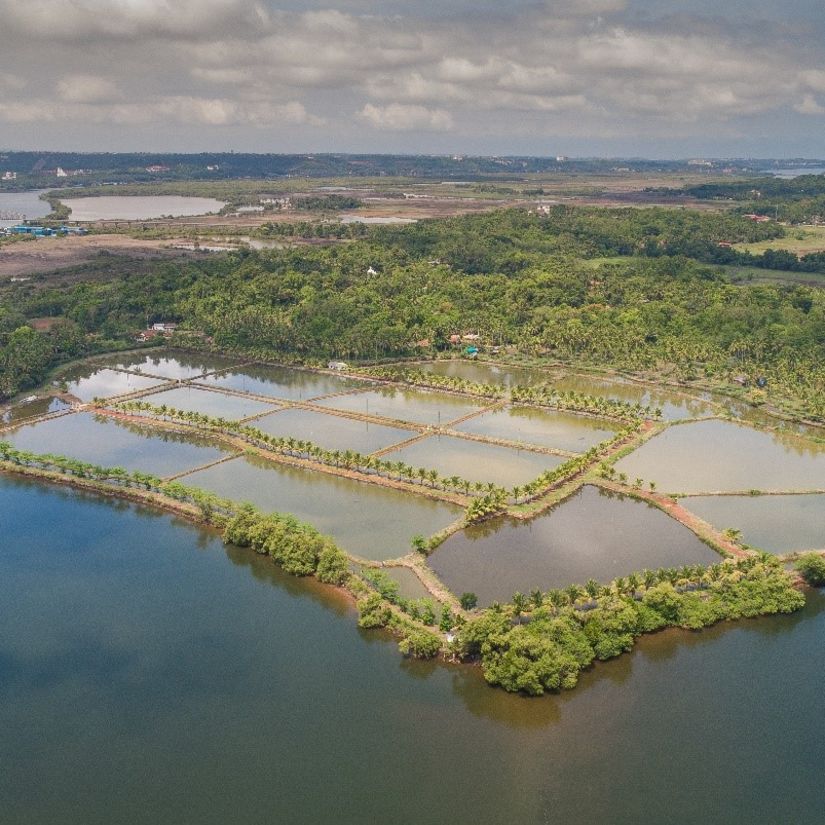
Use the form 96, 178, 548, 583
2, 411, 234, 477
179, 453, 463, 560
615, 419, 825, 493
253, 407, 412, 454
684, 494, 825, 554
1, 396, 71, 424
551, 373, 715, 421
381, 434, 565, 488
97, 351, 246, 381
199, 363, 372, 401
314, 385, 487, 426
140, 386, 279, 421
416, 360, 551, 387
61, 367, 165, 402
428, 485, 720, 605
453, 405, 618, 453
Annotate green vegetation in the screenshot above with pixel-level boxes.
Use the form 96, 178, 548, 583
795, 553, 825, 587
112, 400, 508, 502
4, 204, 824, 420
456, 556, 805, 695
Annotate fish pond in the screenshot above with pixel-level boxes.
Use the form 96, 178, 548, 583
139, 386, 279, 421
1, 396, 70, 424
551, 373, 716, 420
179, 453, 462, 560
314, 385, 487, 426
253, 407, 412, 454
3, 474, 825, 825
382, 434, 564, 488
2, 411, 232, 477
454, 405, 618, 453
428, 485, 719, 604
417, 359, 551, 387
198, 363, 371, 401
684, 494, 825, 554
97, 351, 245, 381
616, 419, 825, 493
60, 367, 165, 402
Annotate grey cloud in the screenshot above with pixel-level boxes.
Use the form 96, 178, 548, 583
0, 0, 822, 153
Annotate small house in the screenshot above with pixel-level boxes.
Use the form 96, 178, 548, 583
328, 361, 349, 371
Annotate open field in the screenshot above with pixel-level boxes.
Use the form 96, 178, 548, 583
0, 233, 195, 280
734, 224, 825, 254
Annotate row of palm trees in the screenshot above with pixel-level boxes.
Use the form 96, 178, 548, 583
501, 556, 773, 618
359, 367, 507, 399
358, 366, 660, 422
112, 400, 510, 502
0, 440, 234, 523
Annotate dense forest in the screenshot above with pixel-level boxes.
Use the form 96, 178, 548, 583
2, 206, 824, 419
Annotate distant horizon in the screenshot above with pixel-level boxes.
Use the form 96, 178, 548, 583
1, 149, 824, 164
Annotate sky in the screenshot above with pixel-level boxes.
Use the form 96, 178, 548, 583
0, 0, 823, 157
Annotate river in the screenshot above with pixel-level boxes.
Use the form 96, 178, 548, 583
1, 473, 824, 825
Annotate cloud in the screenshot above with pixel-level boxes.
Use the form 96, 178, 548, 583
57, 75, 120, 103
359, 103, 453, 131
794, 95, 825, 115
0, 1, 823, 149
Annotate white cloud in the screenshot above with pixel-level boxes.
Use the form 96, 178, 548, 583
359, 103, 453, 131
57, 75, 120, 103
794, 95, 825, 115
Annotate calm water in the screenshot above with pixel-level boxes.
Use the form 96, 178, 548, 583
98, 352, 245, 381
180, 454, 462, 560
61, 367, 165, 402
616, 419, 825, 493
315, 385, 487, 426
418, 360, 550, 387
143, 386, 279, 421
383, 433, 564, 487
199, 363, 371, 401
2, 475, 824, 824
685, 494, 825, 553
1, 396, 70, 424
254, 407, 412, 454
551, 373, 716, 420
2, 411, 232, 477
59, 195, 226, 221
455, 405, 617, 453
429, 486, 719, 604
0, 189, 52, 227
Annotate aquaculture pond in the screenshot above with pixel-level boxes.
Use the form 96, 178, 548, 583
3, 474, 825, 825
314, 385, 487, 426
253, 407, 412, 454
1, 396, 70, 424
138, 386, 279, 421
1, 411, 232, 477
179, 454, 462, 560
551, 373, 715, 420
454, 405, 617, 453
429, 486, 719, 605
382, 434, 564, 488
417, 360, 550, 387
199, 363, 371, 401
97, 352, 245, 381
62, 367, 165, 402
684, 494, 825, 554
616, 419, 825, 493
59, 195, 227, 221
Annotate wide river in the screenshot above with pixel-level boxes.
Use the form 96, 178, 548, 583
2, 474, 824, 824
